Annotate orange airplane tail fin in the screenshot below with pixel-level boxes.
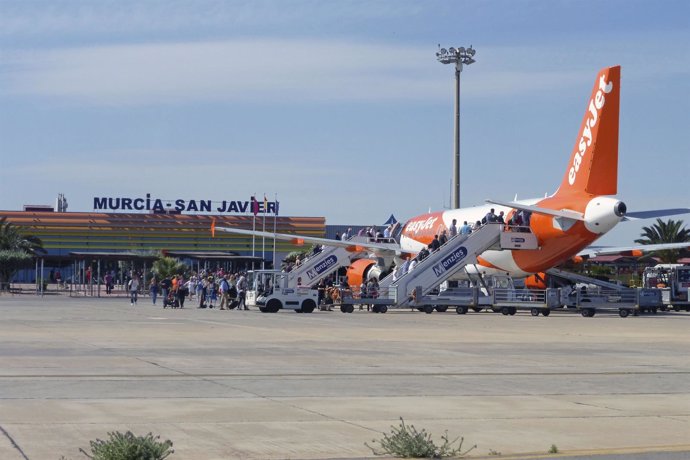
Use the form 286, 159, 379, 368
557, 65, 620, 197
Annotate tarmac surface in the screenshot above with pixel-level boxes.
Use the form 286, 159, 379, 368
0, 293, 689, 460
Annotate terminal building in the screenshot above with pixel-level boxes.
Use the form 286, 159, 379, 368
0, 203, 326, 283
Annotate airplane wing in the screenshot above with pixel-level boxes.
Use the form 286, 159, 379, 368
487, 199, 690, 223
214, 226, 402, 255
485, 199, 585, 221
579, 242, 690, 258
623, 208, 690, 221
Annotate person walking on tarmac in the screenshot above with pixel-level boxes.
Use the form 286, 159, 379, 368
128, 275, 140, 306
236, 273, 249, 310
149, 277, 159, 305
219, 275, 231, 310
160, 276, 172, 305
176, 275, 188, 308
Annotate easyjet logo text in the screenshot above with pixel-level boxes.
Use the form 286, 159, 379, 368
568, 74, 614, 186
405, 217, 438, 234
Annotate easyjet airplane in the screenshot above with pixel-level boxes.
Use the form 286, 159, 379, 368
217, 65, 689, 288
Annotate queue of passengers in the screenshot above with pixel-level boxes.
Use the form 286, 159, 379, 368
141, 268, 249, 311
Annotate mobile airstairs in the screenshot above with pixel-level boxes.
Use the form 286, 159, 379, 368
338, 223, 540, 313
545, 268, 663, 317
247, 235, 400, 313
285, 236, 399, 288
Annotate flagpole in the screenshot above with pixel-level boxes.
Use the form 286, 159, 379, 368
273, 194, 278, 269
251, 195, 256, 270
262, 194, 267, 269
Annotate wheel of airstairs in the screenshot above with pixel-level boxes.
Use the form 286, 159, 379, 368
301, 299, 316, 313
266, 299, 281, 313
456, 305, 468, 315
423, 305, 434, 314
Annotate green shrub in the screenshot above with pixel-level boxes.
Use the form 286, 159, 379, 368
366, 417, 476, 458
549, 444, 559, 454
79, 431, 173, 460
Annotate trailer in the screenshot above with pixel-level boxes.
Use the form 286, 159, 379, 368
642, 264, 690, 312
571, 287, 662, 317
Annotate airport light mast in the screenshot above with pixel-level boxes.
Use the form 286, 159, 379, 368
436, 45, 476, 209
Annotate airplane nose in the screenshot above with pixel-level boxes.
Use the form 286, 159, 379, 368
615, 201, 627, 217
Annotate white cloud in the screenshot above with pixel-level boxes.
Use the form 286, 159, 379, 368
3, 38, 611, 106
0, 1, 421, 38
2, 39, 445, 105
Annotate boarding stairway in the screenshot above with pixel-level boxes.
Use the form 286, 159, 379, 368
388, 224, 505, 307
286, 236, 399, 288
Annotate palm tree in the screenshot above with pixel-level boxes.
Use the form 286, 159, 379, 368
0, 217, 44, 254
0, 217, 44, 289
152, 256, 187, 280
634, 218, 690, 263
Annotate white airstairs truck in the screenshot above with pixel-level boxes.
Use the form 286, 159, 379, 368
246, 236, 399, 313
336, 223, 540, 313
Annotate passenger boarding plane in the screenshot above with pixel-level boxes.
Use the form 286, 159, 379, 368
217, 66, 689, 288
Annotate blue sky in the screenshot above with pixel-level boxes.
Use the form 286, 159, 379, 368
1, 0, 689, 246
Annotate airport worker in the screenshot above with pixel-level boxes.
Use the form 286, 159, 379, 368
317, 278, 326, 308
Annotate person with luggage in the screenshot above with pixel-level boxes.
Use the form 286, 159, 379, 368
206, 276, 217, 308
160, 276, 172, 305
176, 275, 188, 308
236, 273, 248, 310
218, 275, 231, 310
